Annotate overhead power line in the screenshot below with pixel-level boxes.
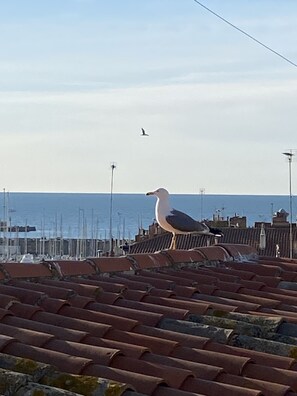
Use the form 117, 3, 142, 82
193, 0, 297, 69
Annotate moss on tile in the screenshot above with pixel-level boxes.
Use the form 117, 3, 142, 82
289, 347, 297, 359
42, 373, 128, 396
14, 358, 41, 375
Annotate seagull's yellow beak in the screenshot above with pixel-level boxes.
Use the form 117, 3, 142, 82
146, 191, 154, 196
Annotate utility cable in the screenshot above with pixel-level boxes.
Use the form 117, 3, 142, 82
193, 0, 297, 68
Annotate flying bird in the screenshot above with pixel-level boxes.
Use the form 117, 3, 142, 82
146, 187, 223, 250
141, 128, 149, 136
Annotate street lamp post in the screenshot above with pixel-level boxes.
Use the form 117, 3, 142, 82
109, 163, 116, 256
283, 151, 294, 259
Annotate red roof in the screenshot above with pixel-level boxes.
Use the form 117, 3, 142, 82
1, 244, 297, 395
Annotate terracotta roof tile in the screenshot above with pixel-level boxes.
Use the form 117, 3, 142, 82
142, 295, 210, 315
115, 298, 189, 319
3, 341, 93, 374
243, 362, 297, 390
41, 278, 102, 298
160, 249, 206, 264
82, 365, 165, 395
3, 243, 297, 396
133, 324, 209, 349
142, 352, 222, 380
171, 345, 251, 375
216, 372, 291, 396
104, 328, 179, 355
84, 301, 163, 327
45, 339, 121, 365
127, 253, 170, 269
2, 315, 88, 342
1, 263, 52, 279
86, 257, 134, 272
110, 355, 194, 388
31, 310, 111, 337
0, 323, 54, 347
195, 245, 231, 261
9, 302, 43, 319
0, 284, 45, 305
45, 259, 96, 277
0, 294, 19, 310
83, 335, 149, 358
181, 376, 262, 396
73, 276, 127, 293
9, 279, 76, 299
57, 305, 138, 331
122, 289, 149, 301
206, 341, 297, 370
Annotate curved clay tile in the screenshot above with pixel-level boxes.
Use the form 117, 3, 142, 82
85, 301, 163, 327
243, 362, 297, 391
142, 352, 223, 381
67, 294, 95, 309
122, 289, 149, 301
181, 376, 262, 396
9, 302, 43, 319
110, 355, 194, 389
0, 323, 54, 347
3, 315, 88, 343
45, 338, 121, 365
0, 308, 13, 322
142, 295, 210, 315
171, 346, 251, 375
0, 284, 45, 305
216, 372, 290, 396
41, 278, 102, 298
82, 335, 149, 359
0, 294, 20, 310
95, 291, 123, 305
141, 270, 195, 287
75, 277, 127, 293
160, 249, 206, 264
127, 253, 167, 270
48, 260, 96, 277
192, 293, 261, 312
3, 341, 92, 374
39, 297, 71, 314
159, 317, 233, 344
82, 364, 166, 395
0, 334, 17, 352
10, 279, 76, 300
133, 324, 210, 350
86, 257, 134, 273
172, 285, 199, 298
195, 246, 231, 262
31, 310, 111, 338
1, 263, 52, 280
115, 299, 189, 319
206, 341, 296, 370
58, 305, 138, 332
148, 288, 176, 298
104, 328, 179, 356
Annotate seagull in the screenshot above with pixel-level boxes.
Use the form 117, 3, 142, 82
146, 187, 223, 250
141, 128, 149, 136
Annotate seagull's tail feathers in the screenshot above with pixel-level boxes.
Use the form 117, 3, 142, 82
208, 226, 224, 237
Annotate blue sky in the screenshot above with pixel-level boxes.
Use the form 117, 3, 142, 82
1, 0, 297, 194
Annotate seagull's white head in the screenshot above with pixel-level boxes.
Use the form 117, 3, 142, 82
146, 188, 169, 200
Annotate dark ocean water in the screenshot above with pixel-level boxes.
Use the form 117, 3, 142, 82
0, 192, 296, 239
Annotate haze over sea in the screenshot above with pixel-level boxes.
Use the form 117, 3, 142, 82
1, 193, 296, 240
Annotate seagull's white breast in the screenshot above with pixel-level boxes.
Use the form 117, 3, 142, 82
155, 198, 177, 234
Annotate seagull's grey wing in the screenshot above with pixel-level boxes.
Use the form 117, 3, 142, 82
166, 209, 208, 233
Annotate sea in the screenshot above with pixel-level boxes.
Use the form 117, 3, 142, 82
0, 192, 296, 241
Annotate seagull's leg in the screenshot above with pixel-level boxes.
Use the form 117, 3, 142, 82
169, 233, 176, 250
